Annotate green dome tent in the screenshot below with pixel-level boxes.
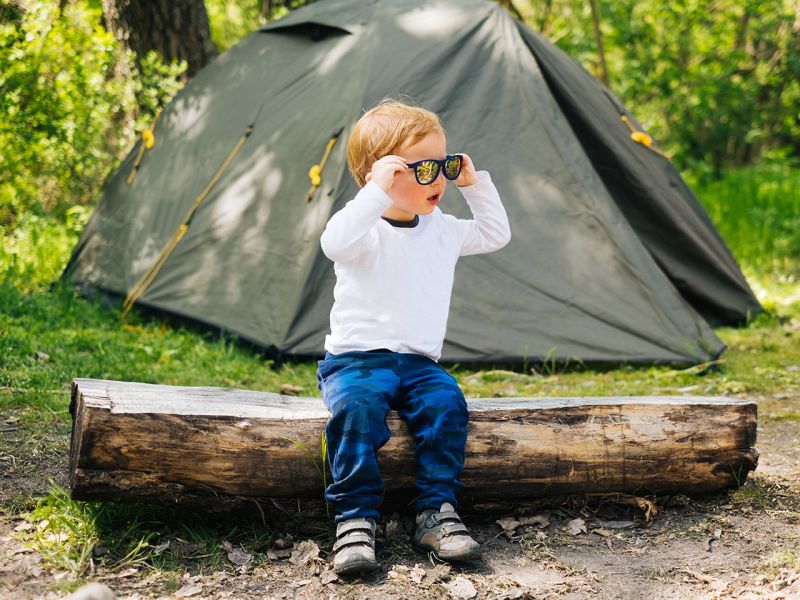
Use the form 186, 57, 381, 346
63, 0, 760, 366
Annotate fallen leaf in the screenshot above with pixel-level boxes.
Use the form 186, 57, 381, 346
267, 548, 293, 560
591, 528, 614, 538
496, 517, 521, 532
432, 564, 452, 581
289, 579, 311, 588
319, 569, 338, 585
289, 539, 320, 568
273, 534, 294, 549
633, 497, 657, 522
96, 567, 139, 580
592, 519, 636, 530
563, 518, 587, 536
446, 575, 477, 599
410, 564, 426, 584
175, 582, 203, 597
518, 514, 550, 528
221, 541, 253, 571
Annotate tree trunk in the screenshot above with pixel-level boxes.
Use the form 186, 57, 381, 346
102, 0, 216, 78
588, 0, 610, 87
69, 378, 758, 510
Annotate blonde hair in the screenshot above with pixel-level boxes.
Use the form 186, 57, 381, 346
347, 97, 446, 187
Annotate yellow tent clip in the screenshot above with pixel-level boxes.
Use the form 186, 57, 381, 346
304, 127, 344, 203
127, 110, 162, 185
620, 114, 668, 159
142, 129, 155, 149
308, 164, 322, 187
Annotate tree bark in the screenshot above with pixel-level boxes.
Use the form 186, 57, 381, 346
69, 378, 758, 509
102, 0, 216, 78
588, 0, 610, 87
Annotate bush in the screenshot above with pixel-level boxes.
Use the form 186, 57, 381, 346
0, 1, 184, 228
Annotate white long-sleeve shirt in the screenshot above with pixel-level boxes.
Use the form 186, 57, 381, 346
320, 170, 511, 361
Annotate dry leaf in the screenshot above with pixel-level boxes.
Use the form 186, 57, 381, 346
496, 517, 521, 532
564, 518, 587, 535
280, 384, 303, 396
634, 497, 657, 522
289, 539, 321, 568
593, 519, 636, 530
410, 564, 426, 584
446, 576, 477, 599
175, 582, 203, 598
221, 541, 253, 571
273, 534, 294, 549
591, 528, 614, 538
518, 514, 550, 528
432, 564, 452, 581
267, 548, 293, 560
319, 569, 338, 585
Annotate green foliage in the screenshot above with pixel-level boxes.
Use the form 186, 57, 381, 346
0, 1, 185, 228
690, 160, 800, 273
205, 0, 263, 51
204, 0, 316, 51
516, 0, 800, 174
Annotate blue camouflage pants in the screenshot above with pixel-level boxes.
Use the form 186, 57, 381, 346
316, 349, 469, 523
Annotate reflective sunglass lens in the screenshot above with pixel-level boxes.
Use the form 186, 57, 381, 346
444, 156, 462, 180
416, 160, 439, 184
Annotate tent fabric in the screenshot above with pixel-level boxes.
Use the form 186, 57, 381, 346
514, 25, 761, 327
63, 0, 757, 366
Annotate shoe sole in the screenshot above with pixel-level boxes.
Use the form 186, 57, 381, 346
333, 558, 379, 576
412, 540, 482, 562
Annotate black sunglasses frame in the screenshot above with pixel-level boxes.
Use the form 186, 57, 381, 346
405, 154, 463, 185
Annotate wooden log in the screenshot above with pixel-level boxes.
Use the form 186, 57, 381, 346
69, 378, 758, 508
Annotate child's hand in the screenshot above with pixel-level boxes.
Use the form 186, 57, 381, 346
454, 153, 478, 187
365, 155, 408, 193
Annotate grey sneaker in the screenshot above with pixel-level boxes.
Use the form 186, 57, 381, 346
413, 502, 482, 561
332, 517, 378, 575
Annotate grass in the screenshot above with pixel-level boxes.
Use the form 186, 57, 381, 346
15, 484, 287, 581
1, 161, 799, 584
689, 160, 800, 274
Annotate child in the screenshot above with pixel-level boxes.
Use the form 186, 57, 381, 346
317, 98, 511, 575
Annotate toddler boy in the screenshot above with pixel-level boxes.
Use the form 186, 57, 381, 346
317, 98, 511, 575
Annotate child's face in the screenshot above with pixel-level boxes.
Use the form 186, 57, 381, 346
383, 131, 447, 221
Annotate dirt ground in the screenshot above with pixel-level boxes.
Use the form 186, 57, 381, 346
1, 393, 799, 600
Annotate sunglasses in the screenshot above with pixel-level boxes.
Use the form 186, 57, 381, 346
406, 154, 463, 185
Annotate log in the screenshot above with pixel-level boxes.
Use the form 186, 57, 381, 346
69, 378, 758, 508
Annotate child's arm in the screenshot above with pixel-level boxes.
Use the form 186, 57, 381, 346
454, 162, 511, 256
319, 181, 393, 263
320, 155, 406, 263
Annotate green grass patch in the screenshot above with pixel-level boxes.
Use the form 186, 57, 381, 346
690, 161, 800, 274
15, 484, 287, 580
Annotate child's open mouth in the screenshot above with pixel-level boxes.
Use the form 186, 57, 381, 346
427, 194, 440, 204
